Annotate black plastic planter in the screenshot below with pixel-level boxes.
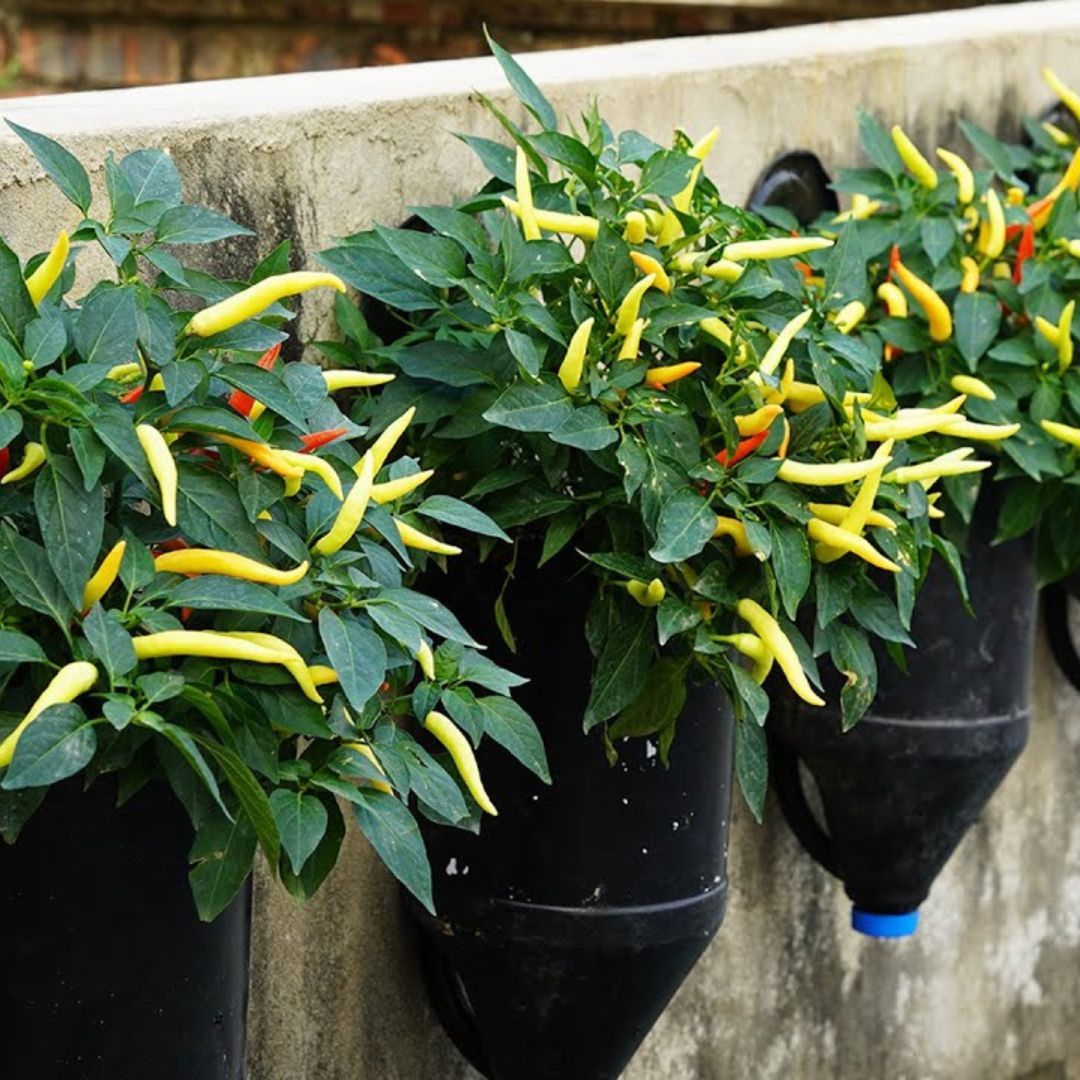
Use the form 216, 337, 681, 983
411, 553, 734, 1080
0, 777, 250, 1080
769, 485, 1035, 937
747, 151, 838, 224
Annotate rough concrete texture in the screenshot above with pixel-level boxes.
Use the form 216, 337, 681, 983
2, 4, 1080, 1076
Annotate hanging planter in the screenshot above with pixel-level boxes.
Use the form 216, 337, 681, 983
0, 778, 250, 1080
769, 484, 1035, 937
407, 551, 734, 1080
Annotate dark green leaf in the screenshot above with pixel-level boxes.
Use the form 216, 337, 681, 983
485, 29, 557, 130
167, 576, 306, 622
7, 121, 92, 212
83, 604, 137, 679
584, 601, 653, 731
176, 464, 263, 558
549, 406, 618, 451
478, 696, 549, 782
953, 291, 1001, 368
770, 519, 811, 621
415, 494, 509, 540
155, 205, 252, 245
0, 631, 47, 665
3, 704, 96, 790
189, 810, 256, 922
0, 525, 73, 628
318, 609, 388, 714
734, 717, 768, 822
650, 489, 716, 563
73, 286, 138, 366
350, 789, 434, 913
483, 381, 573, 433
269, 788, 328, 875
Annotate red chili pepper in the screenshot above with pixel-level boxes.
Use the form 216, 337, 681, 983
119, 384, 145, 405
257, 343, 283, 371
227, 343, 283, 416
179, 607, 193, 623
1005, 223, 1024, 243
793, 260, 814, 280
0, 447, 10, 479
152, 538, 189, 557
1013, 223, 1035, 284
886, 243, 901, 281
299, 427, 348, 453
715, 428, 769, 468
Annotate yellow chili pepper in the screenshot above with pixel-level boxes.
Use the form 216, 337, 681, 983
713, 517, 756, 558
672, 125, 719, 213
736, 598, 823, 707
935, 148, 974, 203
775, 378, 826, 413
877, 281, 909, 317
558, 317, 596, 392
275, 449, 343, 500
892, 125, 938, 189
883, 449, 987, 485
185, 272, 346, 337
344, 741, 393, 794
1059, 299, 1076, 372
1042, 418, 1080, 448
1059, 238, 1080, 259
618, 317, 648, 362
862, 413, 964, 441
927, 492, 945, 519
82, 540, 127, 611
832, 193, 883, 223
323, 370, 395, 391
941, 420, 1020, 442
362, 406, 416, 477
314, 453, 374, 556
394, 518, 462, 556
626, 578, 666, 607
777, 458, 884, 486
699, 316, 733, 347
814, 441, 893, 563
25, 230, 70, 305
105, 362, 144, 383
148, 373, 165, 392
657, 207, 683, 246
1043, 121, 1074, 147
416, 640, 436, 681
219, 630, 324, 704
959, 256, 981, 294
893, 258, 952, 342
371, 469, 434, 504
216, 434, 303, 481
501, 196, 599, 241
1, 442, 46, 486
133, 630, 290, 664
1044, 67, 1080, 125
134, 424, 177, 525
1036, 315, 1062, 347
833, 300, 867, 335
154, 548, 309, 586
307, 665, 340, 687
950, 375, 996, 401
423, 710, 497, 814
0, 661, 98, 768
615, 276, 656, 336
514, 146, 541, 242
735, 404, 783, 436
1006, 187, 1025, 207
807, 503, 895, 532
723, 237, 833, 262
979, 189, 1006, 259
645, 361, 699, 389
630, 251, 672, 294
715, 632, 773, 684
623, 211, 648, 245
701, 259, 745, 282
807, 518, 900, 573
759, 309, 813, 378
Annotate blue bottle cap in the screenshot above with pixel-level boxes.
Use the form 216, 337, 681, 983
851, 907, 919, 938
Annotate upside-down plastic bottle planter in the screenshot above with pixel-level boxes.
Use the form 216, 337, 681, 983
769, 486, 1034, 937
0, 777, 250, 1080
408, 551, 734, 1080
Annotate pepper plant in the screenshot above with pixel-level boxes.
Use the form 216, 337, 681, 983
317, 41, 966, 817
0, 121, 539, 920
796, 79, 1080, 585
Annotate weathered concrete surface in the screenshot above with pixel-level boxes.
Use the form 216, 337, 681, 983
2, 4, 1080, 1077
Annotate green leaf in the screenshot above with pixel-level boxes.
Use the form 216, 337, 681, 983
920, 217, 955, 267
73, 285, 139, 366
88, 403, 155, 487
0, 785, 46, 842
7, 121, 92, 212
376, 226, 467, 288
35, 456, 105, 610
584, 601, 653, 731
319, 242, 439, 312
155, 205, 253, 245
0, 525, 73, 629
953, 291, 1001, 369
350, 788, 434, 913
770, 519, 811, 621
485, 28, 557, 130
410, 205, 491, 261
656, 596, 702, 646
119, 148, 182, 208
856, 109, 902, 177
586, 223, 635, 309
609, 657, 686, 739
143, 712, 231, 818
279, 795, 344, 902
960, 119, 1023, 185
549, 406, 618, 451
23, 313, 66, 369
166, 576, 306, 622
83, 604, 137, 679
189, 810, 257, 922
216, 366, 307, 429
0, 630, 47, 665
823, 223, 867, 308
649, 489, 716, 563
70, 427, 106, 490
377, 588, 482, 647
2, 704, 96, 790
483, 382, 573, 433
0, 238, 36, 347
638, 150, 697, 196
730, 664, 769, 727
734, 717, 768, 822
318, 609, 388, 714
269, 788, 328, 875
478, 696, 549, 782
175, 464, 263, 558
834, 623, 877, 730
416, 494, 510, 541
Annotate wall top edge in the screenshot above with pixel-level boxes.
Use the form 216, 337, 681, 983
0, 0, 1074, 142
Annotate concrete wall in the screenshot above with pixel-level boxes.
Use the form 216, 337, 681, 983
3, 4, 1080, 1076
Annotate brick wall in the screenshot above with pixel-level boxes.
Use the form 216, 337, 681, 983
0, 0, 988, 93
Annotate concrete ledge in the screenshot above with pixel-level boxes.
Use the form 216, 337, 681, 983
1, 5, 1079, 1077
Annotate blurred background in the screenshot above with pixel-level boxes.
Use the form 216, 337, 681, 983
0, 0, 999, 97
